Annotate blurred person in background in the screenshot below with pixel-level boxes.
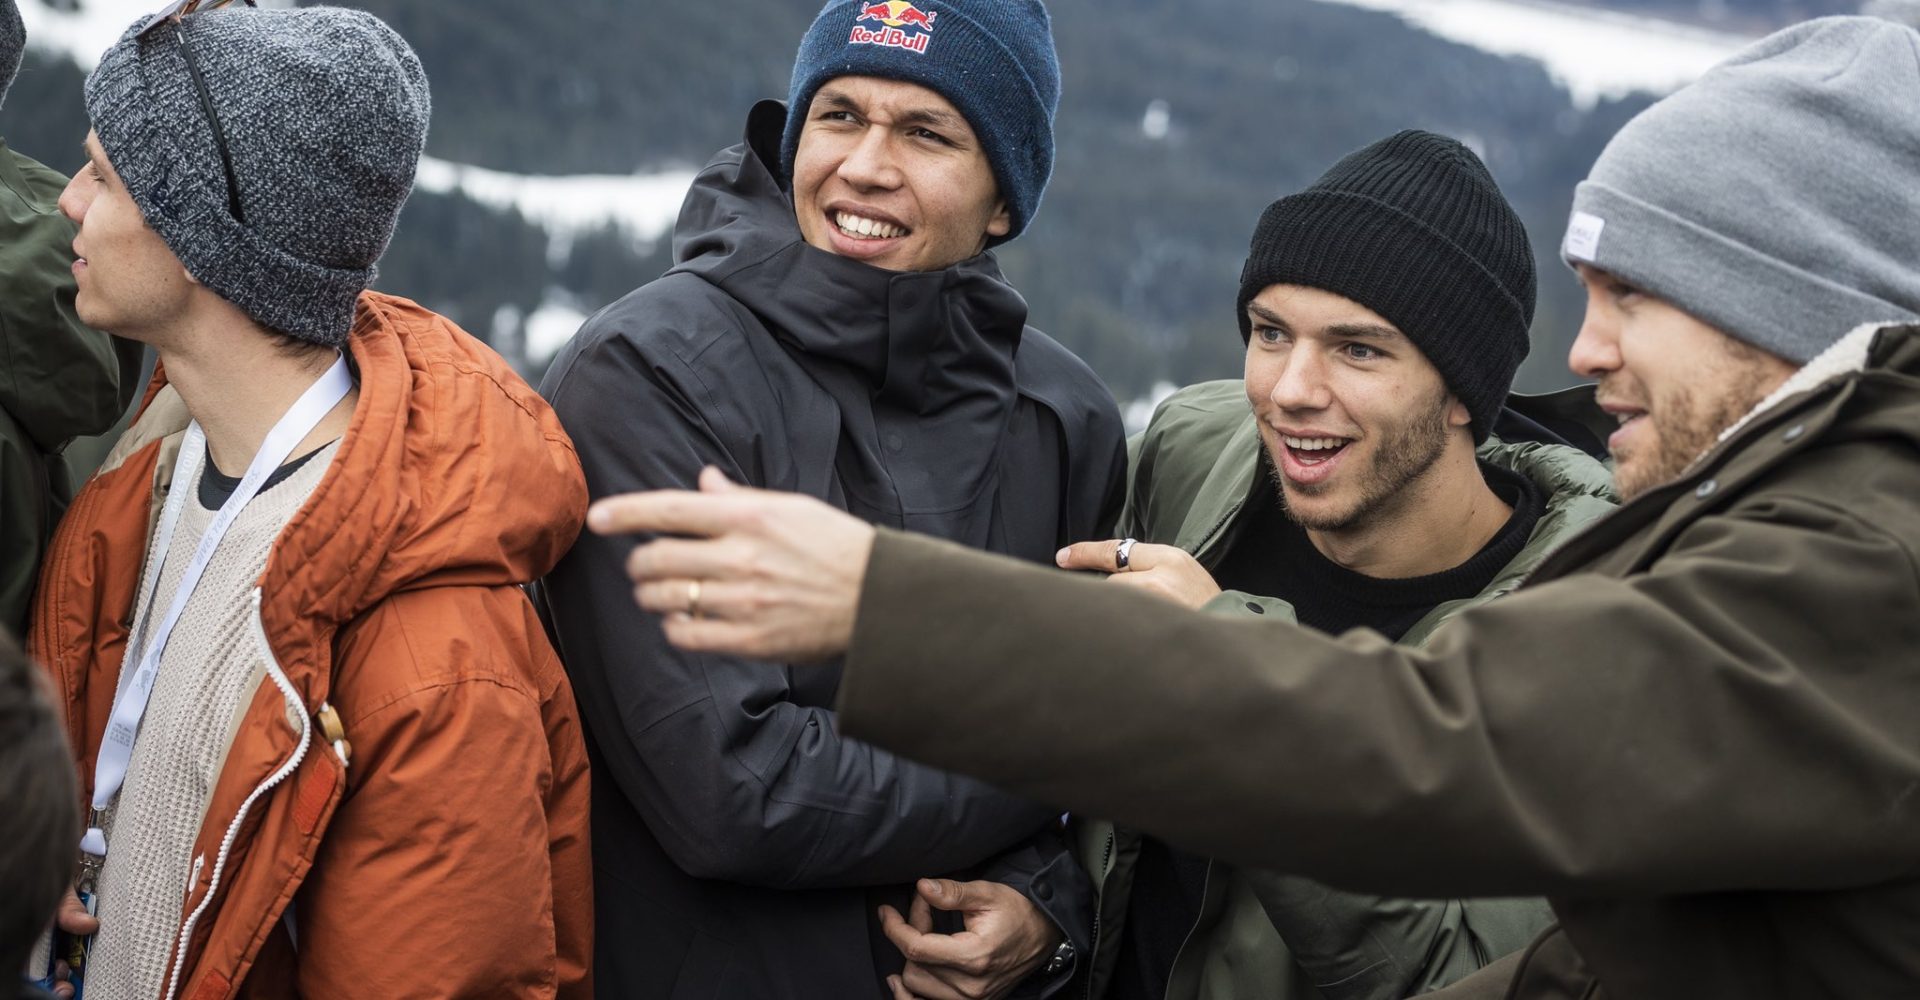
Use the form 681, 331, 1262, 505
538, 0, 1124, 996
0, 0, 139, 638
32, 5, 591, 997
4, 629, 79, 1000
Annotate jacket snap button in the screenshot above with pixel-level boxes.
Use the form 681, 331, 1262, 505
1695, 480, 1718, 499
1783, 424, 1806, 442
1033, 881, 1053, 901
1245, 602, 1265, 614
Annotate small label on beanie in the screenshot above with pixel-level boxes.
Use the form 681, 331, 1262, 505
850, 1, 937, 54
1564, 212, 1605, 262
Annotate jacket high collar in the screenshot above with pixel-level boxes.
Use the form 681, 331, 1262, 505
666, 101, 1040, 544
670, 100, 1029, 416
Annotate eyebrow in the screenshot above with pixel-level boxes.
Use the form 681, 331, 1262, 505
1323, 323, 1404, 342
1247, 304, 1403, 343
898, 107, 968, 134
1246, 302, 1292, 331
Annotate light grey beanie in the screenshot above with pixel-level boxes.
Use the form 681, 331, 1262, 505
1, 0, 23, 107
85, 5, 430, 347
1561, 15, 1920, 363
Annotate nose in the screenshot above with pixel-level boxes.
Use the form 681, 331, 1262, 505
1267, 345, 1331, 412
58, 169, 90, 226
837, 125, 903, 192
1567, 296, 1622, 381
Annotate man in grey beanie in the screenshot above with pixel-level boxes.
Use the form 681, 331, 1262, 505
0, 0, 137, 641
589, 12, 1920, 998
32, 4, 593, 998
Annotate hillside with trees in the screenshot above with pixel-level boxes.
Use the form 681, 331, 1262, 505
5, 0, 1840, 402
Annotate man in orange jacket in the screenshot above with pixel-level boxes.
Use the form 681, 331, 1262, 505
31, 5, 592, 998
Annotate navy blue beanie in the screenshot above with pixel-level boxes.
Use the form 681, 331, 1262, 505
781, 0, 1059, 245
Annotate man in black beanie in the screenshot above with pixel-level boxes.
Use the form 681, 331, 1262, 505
1050, 131, 1615, 1000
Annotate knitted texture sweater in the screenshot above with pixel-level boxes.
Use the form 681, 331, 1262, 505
89, 439, 338, 1000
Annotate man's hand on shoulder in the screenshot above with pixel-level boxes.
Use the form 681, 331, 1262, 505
882, 878, 1061, 1000
1057, 539, 1222, 610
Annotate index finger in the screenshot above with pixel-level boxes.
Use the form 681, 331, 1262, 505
588, 489, 748, 538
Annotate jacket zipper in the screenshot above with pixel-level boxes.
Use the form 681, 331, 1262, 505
1161, 861, 1217, 1000
1081, 830, 1116, 1000
163, 588, 311, 1000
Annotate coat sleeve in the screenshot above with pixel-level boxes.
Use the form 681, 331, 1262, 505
1247, 872, 1550, 999
970, 826, 1095, 999
0, 408, 50, 636
838, 491, 1920, 899
538, 326, 1058, 889
294, 593, 588, 999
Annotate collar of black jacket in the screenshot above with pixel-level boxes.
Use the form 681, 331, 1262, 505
667, 100, 1028, 417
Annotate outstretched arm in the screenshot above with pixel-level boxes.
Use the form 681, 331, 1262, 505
596, 477, 1920, 900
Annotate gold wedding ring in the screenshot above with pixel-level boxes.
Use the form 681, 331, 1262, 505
687, 579, 703, 620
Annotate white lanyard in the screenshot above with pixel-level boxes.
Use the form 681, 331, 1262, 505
79, 354, 352, 862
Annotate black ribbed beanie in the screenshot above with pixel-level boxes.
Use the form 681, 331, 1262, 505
1237, 130, 1535, 443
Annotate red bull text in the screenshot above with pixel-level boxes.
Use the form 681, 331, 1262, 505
851, 2, 936, 54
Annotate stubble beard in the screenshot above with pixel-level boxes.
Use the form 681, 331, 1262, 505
1268, 386, 1453, 534
1613, 342, 1783, 501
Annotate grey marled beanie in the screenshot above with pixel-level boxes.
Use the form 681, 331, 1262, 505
1562, 15, 1920, 362
1, 0, 23, 108
85, 5, 430, 347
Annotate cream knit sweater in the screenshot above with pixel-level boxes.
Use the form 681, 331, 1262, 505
87, 440, 338, 1000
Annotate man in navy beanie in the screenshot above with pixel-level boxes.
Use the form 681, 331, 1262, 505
539, 1, 1121, 997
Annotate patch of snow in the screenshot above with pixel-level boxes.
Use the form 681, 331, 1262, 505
523, 296, 590, 365
19, 0, 696, 256
412, 157, 695, 259
19, 0, 158, 69
1310, 0, 1756, 107
1124, 381, 1179, 436
1141, 100, 1171, 141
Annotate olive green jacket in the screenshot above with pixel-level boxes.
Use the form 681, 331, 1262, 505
1074, 381, 1616, 1000
0, 140, 134, 636
838, 322, 1920, 998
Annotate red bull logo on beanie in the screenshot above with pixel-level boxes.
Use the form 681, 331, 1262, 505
852, 1, 936, 54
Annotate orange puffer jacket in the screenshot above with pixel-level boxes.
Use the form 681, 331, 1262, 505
31, 293, 593, 1000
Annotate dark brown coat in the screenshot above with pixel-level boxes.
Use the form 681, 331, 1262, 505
834, 323, 1920, 999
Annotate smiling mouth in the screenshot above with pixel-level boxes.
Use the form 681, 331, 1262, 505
834, 211, 909, 240
1282, 434, 1352, 466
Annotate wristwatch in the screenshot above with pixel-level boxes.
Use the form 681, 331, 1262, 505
1042, 939, 1075, 976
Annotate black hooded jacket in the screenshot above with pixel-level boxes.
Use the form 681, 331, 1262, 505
539, 102, 1125, 998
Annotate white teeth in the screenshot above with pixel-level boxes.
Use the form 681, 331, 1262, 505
835, 211, 906, 239
1283, 436, 1348, 451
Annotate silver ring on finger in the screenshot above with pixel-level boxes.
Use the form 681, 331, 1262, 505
1115, 537, 1138, 572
